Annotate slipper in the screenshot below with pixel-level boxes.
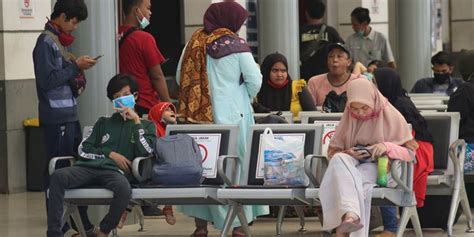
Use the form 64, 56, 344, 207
163, 206, 176, 225
64, 229, 79, 237
336, 218, 364, 233
190, 229, 208, 237
232, 230, 246, 237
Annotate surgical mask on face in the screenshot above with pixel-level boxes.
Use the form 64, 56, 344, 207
136, 8, 150, 29
113, 95, 136, 110
433, 72, 450, 84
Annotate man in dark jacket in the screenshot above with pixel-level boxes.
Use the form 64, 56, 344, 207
411, 51, 463, 95
300, 0, 344, 80
47, 74, 156, 237
33, 0, 97, 235
448, 50, 474, 144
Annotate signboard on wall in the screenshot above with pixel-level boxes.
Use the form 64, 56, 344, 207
189, 134, 222, 179
20, 0, 34, 18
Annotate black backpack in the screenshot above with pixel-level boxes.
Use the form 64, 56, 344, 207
300, 24, 328, 62
322, 91, 347, 113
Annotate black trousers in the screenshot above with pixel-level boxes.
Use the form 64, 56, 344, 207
47, 166, 131, 237
42, 121, 93, 232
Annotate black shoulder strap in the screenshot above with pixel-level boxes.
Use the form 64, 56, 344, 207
119, 26, 139, 47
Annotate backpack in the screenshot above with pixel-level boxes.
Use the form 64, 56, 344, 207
152, 134, 203, 185
119, 26, 138, 47
255, 111, 288, 124
300, 24, 328, 62
322, 91, 347, 113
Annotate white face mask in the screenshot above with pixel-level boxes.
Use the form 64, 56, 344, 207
136, 8, 150, 29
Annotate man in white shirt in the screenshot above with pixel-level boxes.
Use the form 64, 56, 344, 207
346, 7, 396, 69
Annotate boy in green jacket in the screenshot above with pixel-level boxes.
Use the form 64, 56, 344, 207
47, 74, 156, 237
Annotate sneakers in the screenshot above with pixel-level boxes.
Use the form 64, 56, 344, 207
375, 230, 396, 237
63, 226, 98, 237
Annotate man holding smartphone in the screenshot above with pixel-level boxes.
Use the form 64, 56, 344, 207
33, 0, 97, 236
119, 0, 171, 117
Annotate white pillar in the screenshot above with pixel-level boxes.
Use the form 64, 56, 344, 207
70, 0, 118, 127
398, 0, 432, 90
258, 0, 300, 79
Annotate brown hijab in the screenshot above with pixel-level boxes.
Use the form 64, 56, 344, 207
203, 2, 249, 34
177, 2, 249, 124
329, 78, 412, 154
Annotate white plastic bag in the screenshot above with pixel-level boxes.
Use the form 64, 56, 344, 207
262, 128, 308, 186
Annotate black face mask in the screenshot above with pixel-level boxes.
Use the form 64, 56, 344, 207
433, 73, 450, 84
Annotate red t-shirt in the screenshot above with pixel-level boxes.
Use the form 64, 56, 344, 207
119, 25, 165, 110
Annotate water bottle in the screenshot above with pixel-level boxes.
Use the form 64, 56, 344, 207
377, 156, 389, 187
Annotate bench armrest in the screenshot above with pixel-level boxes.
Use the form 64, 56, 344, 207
217, 155, 241, 186
304, 154, 327, 187
132, 156, 154, 182
449, 139, 467, 190
390, 160, 412, 192
49, 156, 75, 175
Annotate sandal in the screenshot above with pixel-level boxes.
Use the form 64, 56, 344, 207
232, 227, 247, 237
232, 231, 246, 237
190, 229, 208, 237
64, 229, 79, 237
163, 205, 176, 225
336, 216, 363, 234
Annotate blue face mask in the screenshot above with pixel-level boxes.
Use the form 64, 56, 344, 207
113, 95, 136, 109
137, 9, 150, 29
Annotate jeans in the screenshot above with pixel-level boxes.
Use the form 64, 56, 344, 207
380, 206, 398, 233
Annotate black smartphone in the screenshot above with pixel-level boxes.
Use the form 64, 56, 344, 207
353, 146, 372, 159
93, 55, 103, 60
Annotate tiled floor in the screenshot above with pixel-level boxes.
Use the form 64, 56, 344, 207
1, 192, 473, 236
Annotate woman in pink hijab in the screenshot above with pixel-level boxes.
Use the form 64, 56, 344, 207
320, 78, 415, 237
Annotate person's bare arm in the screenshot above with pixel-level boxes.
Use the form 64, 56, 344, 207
149, 64, 171, 102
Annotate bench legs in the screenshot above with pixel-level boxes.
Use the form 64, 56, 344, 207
276, 205, 286, 236
448, 182, 474, 236
68, 205, 87, 236
397, 206, 422, 237
220, 202, 251, 237
134, 205, 145, 232
294, 206, 306, 232
276, 205, 306, 236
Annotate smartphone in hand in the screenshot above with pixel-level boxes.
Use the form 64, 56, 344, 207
354, 146, 372, 159
93, 55, 103, 60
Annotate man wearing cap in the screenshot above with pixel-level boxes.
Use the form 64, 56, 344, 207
307, 43, 358, 107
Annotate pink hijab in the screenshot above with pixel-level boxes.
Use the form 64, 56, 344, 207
329, 78, 412, 153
